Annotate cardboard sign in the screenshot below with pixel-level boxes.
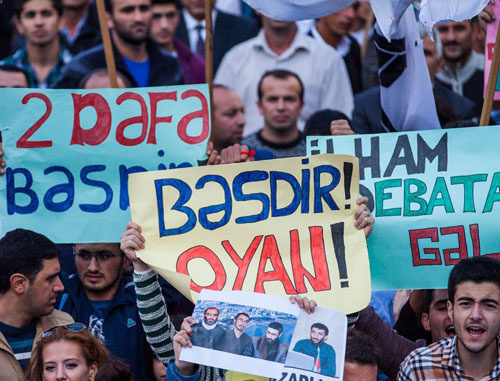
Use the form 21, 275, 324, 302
0, 85, 210, 242
307, 127, 500, 290
484, 1, 500, 101
129, 154, 371, 313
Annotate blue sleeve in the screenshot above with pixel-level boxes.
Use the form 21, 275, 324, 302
166, 359, 201, 381
323, 346, 336, 377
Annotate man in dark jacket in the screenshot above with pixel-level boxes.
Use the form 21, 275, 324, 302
56, 243, 151, 380
54, 0, 183, 88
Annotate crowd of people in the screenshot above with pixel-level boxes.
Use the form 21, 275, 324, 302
0, 0, 499, 380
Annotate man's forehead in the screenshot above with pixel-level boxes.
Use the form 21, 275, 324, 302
151, 3, 176, 13
437, 20, 471, 31
75, 243, 121, 251
113, 0, 151, 9
22, 0, 57, 12
39, 257, 61, 275
0, 71, 28, 88
454, 281, 500, 300
214, 88, 242, 108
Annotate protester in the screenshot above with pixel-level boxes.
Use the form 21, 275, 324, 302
28, 323, 108, 381
215, 14, 353, 135
175, 0, 259, 71
54, 0, 183, 88
190, 307, 225, 348
149, 0, 205, 84
0, 0, 72, 88
398, 256, 500, 380
312, 4, 363, 94
241, 69, 306, 158
0, 64, 30, 88
55, 242, 179, 380
434, 20, 484, 111
60, 0, 101, 54
0, 229, 73, 380
343, 330, 380, 381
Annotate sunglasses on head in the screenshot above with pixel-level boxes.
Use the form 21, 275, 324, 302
42, 323, 87, 337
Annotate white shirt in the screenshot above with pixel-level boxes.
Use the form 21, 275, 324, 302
183, 9, 217, 53
215, 29, 354, 136
310, 25, 351, 58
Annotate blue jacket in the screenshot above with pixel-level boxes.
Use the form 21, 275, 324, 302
57, 273, 152, 381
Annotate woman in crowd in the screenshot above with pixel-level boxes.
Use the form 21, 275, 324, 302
28, 323, 108, 381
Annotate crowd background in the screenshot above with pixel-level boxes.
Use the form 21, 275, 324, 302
0, 0, 499, 380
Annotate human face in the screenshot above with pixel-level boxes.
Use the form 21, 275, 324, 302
74, 243, 125, 300
16, 0, 60, 47
181, 0, 215, 21
42, 340, 98, 381
436, 21, 473, 64
152, 357, 166, 381
25, 258, 64, 318
234, 315, 249, 332
109, 0, 151, 45
150, 4, 179, 48
203, 308, 219, 325
449, 281, 500, 355
0, 70, 28, 87
265, 327, 281, 343
261, 16, 296, 35
310, 327, 327, 345
213, 88, 245, 149
320, 6, 356, 38
258, 76, 304, 133
83, 72, 127, 88
343, 361, 378, 381
422, 289, 455, 342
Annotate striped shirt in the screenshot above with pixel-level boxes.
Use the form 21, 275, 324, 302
398, 336, 500, 381
214, 29, 354, 136
0, 320, 36, 371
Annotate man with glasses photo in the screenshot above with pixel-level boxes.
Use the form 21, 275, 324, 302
56, 243, 151, 380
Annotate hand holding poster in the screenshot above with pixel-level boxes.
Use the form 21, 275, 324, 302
180, 290, 347, 380
128, 154, 371, 313
0, 85, 210, 242
307, 127, 500, 290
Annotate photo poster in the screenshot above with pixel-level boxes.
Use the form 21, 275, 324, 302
181, 290, 347, 380
180, 289, 300, 378
484, 0, 500, 100
128, 154, 372, 314
279, 307, 347, 381
307, 127, 500, 291
0, 85, 210, 242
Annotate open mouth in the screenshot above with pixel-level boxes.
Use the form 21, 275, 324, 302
466, 326, 485, 337
445, 325, 455, 336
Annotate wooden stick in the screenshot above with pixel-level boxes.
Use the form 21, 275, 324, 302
95, 0, 119, 88
480, 19, 500, 126
360, 8, 375, 60
205, 0, 215, 140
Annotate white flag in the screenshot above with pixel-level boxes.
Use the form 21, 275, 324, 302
376, 6, 440, 131
242, 0, 488, 40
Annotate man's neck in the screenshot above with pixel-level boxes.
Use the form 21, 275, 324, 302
316, 22, 342, 48
261, 125, 299, 145
112, 32, 148, 61
457, 338, 498, 379
233, 328, 244, 338
0, 296, 34, 327
62, 4, 89, 36
26, 39, 60, 67
264, 25, 297, 56
160, 40, 175, 53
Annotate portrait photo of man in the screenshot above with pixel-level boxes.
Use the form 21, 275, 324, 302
191, 307, 225, 348
253, 322, 289, 363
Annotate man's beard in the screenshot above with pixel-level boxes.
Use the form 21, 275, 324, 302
114, 24, 148, 46
258, 337, 279, 361
204, 317, 216, 326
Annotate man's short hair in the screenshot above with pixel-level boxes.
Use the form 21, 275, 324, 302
268, 322, 283, 333
151, 0, 180, 7
345, 329, 380, 366
311, 322, 329, 336
78, 68, 132, 89
235, 312, 250, 321
204, 307, 219, 314
448, 256, 500, 304
304, 109, 351, 136
0, 229, 60, 294
257, 69, 304, 102
14, 0, 63, 17
0, 64, 30, 85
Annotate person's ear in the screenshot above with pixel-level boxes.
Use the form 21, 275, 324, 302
447, 300, 453, 321
15, 16, 25, 36
323, 335, 328, 342
421, 312, 431, 331
107, 10, 114, 30
10, 273, 29, 295
88, 362, 98, 381
257, 100, 264, 116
